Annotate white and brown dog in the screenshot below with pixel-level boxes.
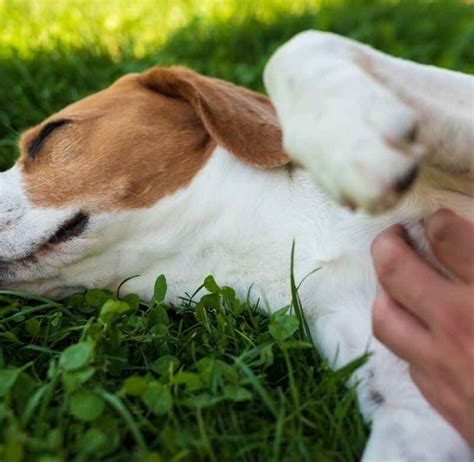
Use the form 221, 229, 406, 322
1, 31, 473, 460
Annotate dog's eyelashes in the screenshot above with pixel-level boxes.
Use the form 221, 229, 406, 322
28, 119, 72, 159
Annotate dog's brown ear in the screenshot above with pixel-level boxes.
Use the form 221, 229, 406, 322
139, 66, 289, 168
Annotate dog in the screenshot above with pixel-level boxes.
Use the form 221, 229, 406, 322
1, 31, 472, 460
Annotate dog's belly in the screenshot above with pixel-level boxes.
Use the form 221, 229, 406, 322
294, 178, 473, 367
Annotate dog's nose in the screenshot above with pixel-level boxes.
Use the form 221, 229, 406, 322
393, 165, 419, 193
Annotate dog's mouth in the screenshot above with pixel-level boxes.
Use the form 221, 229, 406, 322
47, 212, 90, 246
5, 212, 90, 264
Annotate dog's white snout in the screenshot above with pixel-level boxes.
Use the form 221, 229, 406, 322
0, 199, 24, 229
0, 168, 27, 227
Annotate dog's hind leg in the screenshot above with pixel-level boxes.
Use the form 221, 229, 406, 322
312, 298, 472, 461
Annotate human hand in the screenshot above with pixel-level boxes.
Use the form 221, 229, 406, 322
371, 208, 474, 447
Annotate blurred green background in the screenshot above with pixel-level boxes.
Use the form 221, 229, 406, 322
0, 0, 473, 172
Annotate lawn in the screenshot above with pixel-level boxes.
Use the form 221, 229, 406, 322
0, 1, 473, 461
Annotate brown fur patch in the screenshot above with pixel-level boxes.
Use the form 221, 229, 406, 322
140, 67, 289, 168
19, 67, 288, 212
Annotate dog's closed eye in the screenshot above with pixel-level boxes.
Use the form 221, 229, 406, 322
28, 119, 72, 159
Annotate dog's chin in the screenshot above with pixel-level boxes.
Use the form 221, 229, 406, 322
0, 212, 91, 291
0, 251, 89, 298
0, 248, 89, 299
0, 275, 87, 299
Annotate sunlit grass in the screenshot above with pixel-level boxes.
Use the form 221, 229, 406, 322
0, 0, 318, 58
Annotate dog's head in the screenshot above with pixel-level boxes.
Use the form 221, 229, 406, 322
0, 67, 288, 297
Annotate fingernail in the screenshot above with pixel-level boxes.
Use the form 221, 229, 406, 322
426, 209, 455, 244
371, 234, 396, 264
371, 225, 406, 257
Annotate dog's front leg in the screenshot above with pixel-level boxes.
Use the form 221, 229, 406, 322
264, 31, 473, 213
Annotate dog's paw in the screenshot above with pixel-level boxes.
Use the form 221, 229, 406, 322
363, 406, 471, 462
264, 31, 426, 213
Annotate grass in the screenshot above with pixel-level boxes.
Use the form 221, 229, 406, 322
0, 0, 473, 460
0, 273, 368, 462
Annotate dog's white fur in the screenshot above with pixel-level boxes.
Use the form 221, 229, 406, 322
1, 31, 473, 460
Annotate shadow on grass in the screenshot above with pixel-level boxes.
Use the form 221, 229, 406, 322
1, 0, 473, 171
